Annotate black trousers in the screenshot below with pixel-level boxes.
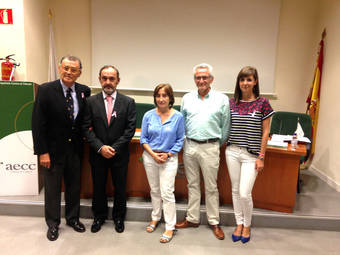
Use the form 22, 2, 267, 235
91, 157, 128, 221
43, 144, 81, 228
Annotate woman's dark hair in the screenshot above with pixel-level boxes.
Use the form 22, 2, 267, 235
153, 83, 175, 108
234, 66, 260, 104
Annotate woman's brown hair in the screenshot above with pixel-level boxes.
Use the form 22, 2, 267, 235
153, 83, 175, 108
234, 66, 260, 104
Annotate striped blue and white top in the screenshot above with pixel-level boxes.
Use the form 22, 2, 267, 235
228, 97, 274, 155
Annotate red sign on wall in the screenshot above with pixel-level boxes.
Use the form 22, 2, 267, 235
0, 9, 13, 25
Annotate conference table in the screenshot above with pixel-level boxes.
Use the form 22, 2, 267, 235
78, 134, 306, 213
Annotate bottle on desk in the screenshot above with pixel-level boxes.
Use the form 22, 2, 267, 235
291, 133, 298, 150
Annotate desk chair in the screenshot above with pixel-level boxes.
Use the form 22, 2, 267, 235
270, 111, 312, 193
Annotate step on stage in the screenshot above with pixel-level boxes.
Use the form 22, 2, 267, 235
1, 170, 340, 231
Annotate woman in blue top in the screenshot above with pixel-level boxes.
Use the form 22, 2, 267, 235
140, 83, 185, 243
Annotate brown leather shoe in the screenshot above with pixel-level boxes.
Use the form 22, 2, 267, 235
210, 225, 225, 240
175, 219, 199, 229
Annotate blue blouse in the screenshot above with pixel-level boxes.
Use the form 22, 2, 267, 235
140, 109, 185, 154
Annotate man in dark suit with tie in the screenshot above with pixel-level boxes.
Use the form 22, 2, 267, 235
32, 55, 91, 241
82, 65, 136, 234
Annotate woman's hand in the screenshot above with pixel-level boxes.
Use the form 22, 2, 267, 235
255, 158, 264, 172
152, 152, 167, 164
159, 153, 168, 162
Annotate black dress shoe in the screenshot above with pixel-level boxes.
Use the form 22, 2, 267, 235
47, 226, 59, 241
66, 220, 86, 233
91, 219, 105, 233
114, 219, 124, 233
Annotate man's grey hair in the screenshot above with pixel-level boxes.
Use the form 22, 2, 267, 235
193, 63, 213, 76
60, 55, 82, 70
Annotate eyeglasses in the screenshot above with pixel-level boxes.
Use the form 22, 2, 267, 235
194, 76, 210, 81
62, 65, 80, 74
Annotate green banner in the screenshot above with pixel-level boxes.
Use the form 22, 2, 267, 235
0, 81, 34, 140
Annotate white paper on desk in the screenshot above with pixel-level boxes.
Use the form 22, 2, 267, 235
271, 134, 290, 142
267, 140, 288, 148
296, 136, 311, 143
271, 134, 311, 143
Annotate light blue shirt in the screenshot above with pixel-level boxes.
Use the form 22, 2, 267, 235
181, 89, 230, 145
140, 109, 185, 154
60, 80, 79, 119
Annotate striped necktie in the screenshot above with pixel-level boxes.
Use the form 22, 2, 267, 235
66, 88, 74, 121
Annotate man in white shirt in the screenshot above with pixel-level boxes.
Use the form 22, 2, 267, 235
175, 63, 230, 240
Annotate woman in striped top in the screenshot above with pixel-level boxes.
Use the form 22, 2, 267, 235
226, 66, 274, 243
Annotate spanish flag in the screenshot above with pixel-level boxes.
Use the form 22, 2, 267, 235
306, 29, 325, 160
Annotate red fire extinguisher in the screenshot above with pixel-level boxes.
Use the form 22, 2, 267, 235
0, 54, 20, 81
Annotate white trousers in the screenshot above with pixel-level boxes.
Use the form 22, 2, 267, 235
225, 145, 258, 227
183, 139, 220, 225
142, 151, 178, 230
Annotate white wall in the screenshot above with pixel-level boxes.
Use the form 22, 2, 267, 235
0, 0, 49, 84
91, 0, 281, 94
113, 0, 322, 109
310, 0, 340, 189
49, 0, 92, 85
54, 0, 319, 107
23, 0, 49, 84
0, 0, 26, 80
271, 0, 320, 112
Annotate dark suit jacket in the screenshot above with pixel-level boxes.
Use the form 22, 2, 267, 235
32, 79, 91, 161
82, 91, 136, 164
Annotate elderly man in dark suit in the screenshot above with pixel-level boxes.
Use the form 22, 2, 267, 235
82, 65, 136, 234
32, 55, 91, 241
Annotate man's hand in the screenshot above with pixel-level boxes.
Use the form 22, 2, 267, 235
39, 153, 51, 169
100, 145, 116, 159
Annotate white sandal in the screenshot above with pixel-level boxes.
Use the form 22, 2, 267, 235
160, 233, 173, 243
160, 230, 176, 243
146, 222, 158, 233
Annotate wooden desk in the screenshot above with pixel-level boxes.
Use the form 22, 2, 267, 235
79, 139, 306, 213
252, 144, 306, 213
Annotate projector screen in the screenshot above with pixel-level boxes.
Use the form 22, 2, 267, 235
91, 0, 281, 93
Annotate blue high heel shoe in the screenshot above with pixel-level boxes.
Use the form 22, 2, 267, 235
232, 233, 242, 242
241, 233, 251, 243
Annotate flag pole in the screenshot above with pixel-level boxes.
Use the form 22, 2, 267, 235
48, 9, 58, 82
303, 29, 326, 168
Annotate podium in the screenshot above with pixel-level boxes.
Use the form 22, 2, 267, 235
0, 81, 42, 196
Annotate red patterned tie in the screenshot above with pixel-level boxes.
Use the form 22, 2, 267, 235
106, 96, 113, 125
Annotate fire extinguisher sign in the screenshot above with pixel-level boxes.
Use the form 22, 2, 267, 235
0, 9, 13, 25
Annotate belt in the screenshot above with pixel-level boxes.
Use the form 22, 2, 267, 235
187, 138, 219, 144
153, 150, 167, 153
